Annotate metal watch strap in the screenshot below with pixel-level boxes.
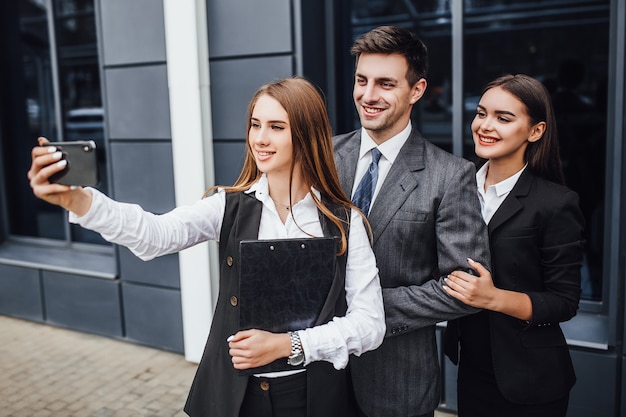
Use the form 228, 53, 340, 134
288, 331, 303, 363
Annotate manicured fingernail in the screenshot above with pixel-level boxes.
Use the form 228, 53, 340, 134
52, 151, 62, 159
57, 159, 67, 168
47, 146, 57, 153
70, 186, 78, 190
467, 258, 475, 263
226, 335, 234, 342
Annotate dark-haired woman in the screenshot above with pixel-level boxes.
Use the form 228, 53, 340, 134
443, 74, 585, 417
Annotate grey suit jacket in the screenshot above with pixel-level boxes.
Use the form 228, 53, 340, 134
334, 128, 490, 417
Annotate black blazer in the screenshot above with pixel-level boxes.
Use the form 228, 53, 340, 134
445, 168, 585, 404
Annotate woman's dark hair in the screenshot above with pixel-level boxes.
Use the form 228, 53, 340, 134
484, 74, 566, 185
350, 25, 428, 86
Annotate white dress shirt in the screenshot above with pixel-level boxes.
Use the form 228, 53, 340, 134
476, 162, 527, 224
69, 174, 385, 372
351, 121, 412, 209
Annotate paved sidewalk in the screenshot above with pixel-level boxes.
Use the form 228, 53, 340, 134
0, 315, 456, 417
0, 315, 196, 417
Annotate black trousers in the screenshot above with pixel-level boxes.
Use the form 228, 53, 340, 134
356, 405, 434, 417
239, 372, 307, 417
457, 359, 569, 417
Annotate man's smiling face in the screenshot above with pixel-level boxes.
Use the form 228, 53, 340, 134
353, 53, 425, 144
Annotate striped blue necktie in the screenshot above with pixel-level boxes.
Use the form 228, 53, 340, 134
352, 148, 382, 214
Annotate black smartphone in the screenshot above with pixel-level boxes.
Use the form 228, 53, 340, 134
43, 140, 100, 187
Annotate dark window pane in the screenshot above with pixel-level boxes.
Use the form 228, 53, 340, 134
1, 0, 107, 246
463, 0, 609, 301
52, 0, 106, 244
350, 0, 453, 152
1, 0, 63, 239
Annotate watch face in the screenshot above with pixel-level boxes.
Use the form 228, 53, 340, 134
288, 353, 304, 366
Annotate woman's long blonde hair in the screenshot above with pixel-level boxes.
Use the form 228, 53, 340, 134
207, 77, 362, 255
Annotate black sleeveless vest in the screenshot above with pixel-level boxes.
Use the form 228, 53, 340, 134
184, 191, 354, 417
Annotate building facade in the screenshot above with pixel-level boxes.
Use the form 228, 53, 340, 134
0, 0, 624, 415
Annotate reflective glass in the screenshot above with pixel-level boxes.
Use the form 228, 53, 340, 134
463, 0, 610, 301
52, 0, 106, 244
346, 0, 609, 302
1, 0, 106, 245
3, 0, 63, 239
350, 0, 454, 152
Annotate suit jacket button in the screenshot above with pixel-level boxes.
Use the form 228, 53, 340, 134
260, 381, 270, 391
226, 256, 234, 267
230, 296, 238, 306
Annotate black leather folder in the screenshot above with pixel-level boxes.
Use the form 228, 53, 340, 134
238, 237, 337, 334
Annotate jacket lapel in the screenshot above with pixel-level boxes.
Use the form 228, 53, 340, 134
334, 131, 361, 197
488, 169, 534, 235
368, 129, 425, 246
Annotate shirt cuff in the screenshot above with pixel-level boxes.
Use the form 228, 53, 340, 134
68, 187, 96, 224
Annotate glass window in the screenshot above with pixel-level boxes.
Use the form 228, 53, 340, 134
349, 0, 454, 152
344, 0, 609, 303
463, 0, 610, 301
0, 0, 107, 245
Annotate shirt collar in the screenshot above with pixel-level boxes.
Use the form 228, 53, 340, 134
245, 174, 265, 195
359, 121, 412, 164
477, 161, 527, 197
245, 173, 320, 203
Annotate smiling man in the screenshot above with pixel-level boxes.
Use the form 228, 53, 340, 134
333, 25, 491, 417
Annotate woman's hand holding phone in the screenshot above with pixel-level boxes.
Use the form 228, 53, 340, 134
28, 137, 93, 216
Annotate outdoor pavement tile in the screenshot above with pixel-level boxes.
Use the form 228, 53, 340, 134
0, 314, 456, 417
0, 316, 196, 417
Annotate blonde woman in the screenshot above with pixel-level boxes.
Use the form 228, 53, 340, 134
28, 77, 384, 417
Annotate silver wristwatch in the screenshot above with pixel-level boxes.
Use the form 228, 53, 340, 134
287, 331, 304, 366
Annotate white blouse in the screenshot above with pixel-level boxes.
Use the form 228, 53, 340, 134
476, 162, 527, 224
69, 174, 385, 371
